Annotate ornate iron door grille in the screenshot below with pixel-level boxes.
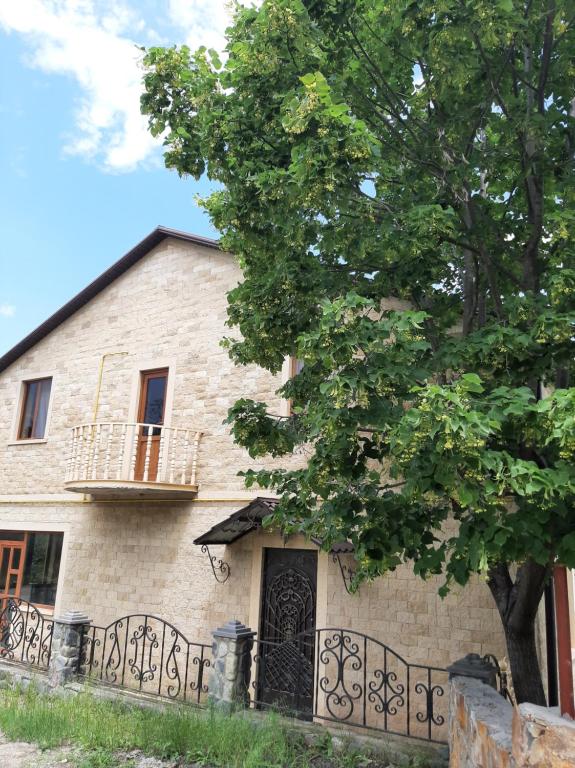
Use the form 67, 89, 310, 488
256, 548, 317, 716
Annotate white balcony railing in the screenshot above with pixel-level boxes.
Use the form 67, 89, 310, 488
66, 422, 203, 488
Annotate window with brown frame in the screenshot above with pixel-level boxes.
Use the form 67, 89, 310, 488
288, 357, 304, 415
290, 357, 305, 378
18, 377, 52, 440
0, 531, 63, 608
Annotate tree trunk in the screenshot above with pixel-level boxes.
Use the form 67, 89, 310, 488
504, 624, 546, 705
488, 559, 550, 706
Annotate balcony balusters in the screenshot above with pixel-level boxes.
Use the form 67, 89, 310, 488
66, 422, 203, 489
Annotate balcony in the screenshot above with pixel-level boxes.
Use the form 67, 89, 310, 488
65, 422, 203, 499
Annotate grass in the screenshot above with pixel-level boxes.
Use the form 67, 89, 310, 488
0, 686, 437, 768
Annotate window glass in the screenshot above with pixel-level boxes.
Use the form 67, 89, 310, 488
288, 358, 305, 416
0, 532, 25, 541
8, 573, 18, 595
19, 381, 39, 439
292, 358, 305, 376
18, 378, 52, 439
0, 550, 9, 592
34, 379, 52, 438
19, 533, 63, 607
144, 376, 167, 424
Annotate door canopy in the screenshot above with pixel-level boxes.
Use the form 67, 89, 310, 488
193, 496, 353, 554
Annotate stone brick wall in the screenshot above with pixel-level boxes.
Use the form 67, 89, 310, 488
0, 235, 507, 677
0, 500, 255, 645
0, 238, 298, 496
449, 675, 575, 767
326, 557, 505, 669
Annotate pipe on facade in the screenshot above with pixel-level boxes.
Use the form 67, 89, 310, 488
86, 352, 128, 503
92, 351, 129, 422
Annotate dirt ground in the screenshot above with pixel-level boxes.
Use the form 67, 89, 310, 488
0, 738, 183, 768
0, 730, 438, 768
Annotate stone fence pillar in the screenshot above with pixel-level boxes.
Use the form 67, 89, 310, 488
48, 610, 91, 688
447, 653, 501, 767
209, 619, 256, 710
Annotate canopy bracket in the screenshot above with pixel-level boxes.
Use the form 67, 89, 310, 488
201, 545, 231, 584
333, 553, 357, 595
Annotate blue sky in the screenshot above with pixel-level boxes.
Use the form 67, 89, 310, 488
0, 1, 239, 355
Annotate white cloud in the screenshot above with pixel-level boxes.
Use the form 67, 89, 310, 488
0, 305, 16, 318
168, 0, 232, 52
0, 1, 236, 172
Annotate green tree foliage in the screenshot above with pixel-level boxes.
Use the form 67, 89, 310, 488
141, 0, 575, 704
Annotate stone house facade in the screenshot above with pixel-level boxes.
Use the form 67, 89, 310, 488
0, 226, 508, 704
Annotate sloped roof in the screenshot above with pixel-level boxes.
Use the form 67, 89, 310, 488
194, 497, 280, 546
194, 496, 354, 554
0, 226, 220, 374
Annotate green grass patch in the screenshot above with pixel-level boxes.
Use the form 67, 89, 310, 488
0, 686, 305, 767
73, 749, 129, 768
0, 686, 437, 768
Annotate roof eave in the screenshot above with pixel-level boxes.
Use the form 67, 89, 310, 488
0, 226, 220, 374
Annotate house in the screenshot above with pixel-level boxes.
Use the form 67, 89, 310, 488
0, 226, 509, 737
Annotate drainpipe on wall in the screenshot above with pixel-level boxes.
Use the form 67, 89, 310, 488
92, 351, 129, 422
82, 352, 128, 502
554, 565, 575, 718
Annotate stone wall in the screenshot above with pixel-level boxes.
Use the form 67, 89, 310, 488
449, 675, 575, 767
0, 238, 298, 496
449, 676, 513, 767
0, 234, 507, 674
326, 556, 505, 669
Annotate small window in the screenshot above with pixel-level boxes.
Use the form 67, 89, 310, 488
18, 377, 52, 439
287, 357, 305, 416
290, 357, 304, 378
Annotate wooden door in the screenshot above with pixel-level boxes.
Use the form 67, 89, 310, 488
134, 369, 168, 482
0, 536, 26, 609
257, 548, 317, 716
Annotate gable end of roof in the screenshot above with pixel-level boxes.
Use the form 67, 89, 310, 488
0, 226, 220, 374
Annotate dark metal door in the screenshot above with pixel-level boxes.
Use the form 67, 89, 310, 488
257, 548, 317, 716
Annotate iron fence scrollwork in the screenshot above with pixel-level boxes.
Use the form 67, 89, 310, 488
0, 597, 53, 670
251, 628, 448, 743
79, 614, 210, 705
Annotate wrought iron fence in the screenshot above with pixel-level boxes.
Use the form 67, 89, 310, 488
484, 653, 513, 703
252, 628, 448, 743
79, 614, 211, 705
0, 591, 512, 744
0, 597, 53, 670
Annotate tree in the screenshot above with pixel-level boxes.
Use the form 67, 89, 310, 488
141, 0, 575, 704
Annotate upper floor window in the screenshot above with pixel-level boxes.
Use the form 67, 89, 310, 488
18, 377, 52, 440
290, 357, 304, 378
287, 357, 305, 416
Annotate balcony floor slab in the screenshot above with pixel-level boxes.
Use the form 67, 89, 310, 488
64, 479, 199, 500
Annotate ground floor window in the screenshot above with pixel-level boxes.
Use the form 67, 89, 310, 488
0, 531, 63, 608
